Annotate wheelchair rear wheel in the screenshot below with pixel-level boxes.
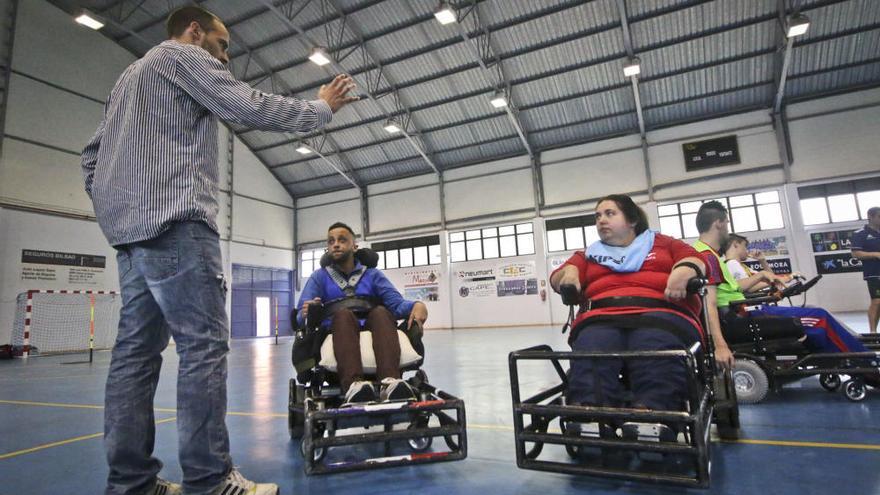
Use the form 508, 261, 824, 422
288, 379, 306, 439
713, 369, 741, 440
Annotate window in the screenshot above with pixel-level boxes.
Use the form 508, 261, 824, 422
449, 222, 535, 262
372, 235, 441, 270
658, 191, 784, 239
545, 215, 599, 252
797, 178, 880, 226
299, 248, 325, 278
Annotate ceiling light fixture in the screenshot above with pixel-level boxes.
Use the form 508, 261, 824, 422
434, 3, 457, 25
295, 145, 312, 155
308, 47, 332, 66
489, 90, 508, 108
75, 10, 105, 30
383, 119, 402, 133
623, 57, 641, 77
786, 14, 810, 38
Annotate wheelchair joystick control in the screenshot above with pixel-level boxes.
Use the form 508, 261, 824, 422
686, 277, 708, 295
559, 284, 580, 306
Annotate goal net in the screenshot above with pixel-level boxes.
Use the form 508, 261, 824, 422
11, 290, 121, 356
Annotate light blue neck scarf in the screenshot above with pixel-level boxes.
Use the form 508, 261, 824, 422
586, 229, 656, 272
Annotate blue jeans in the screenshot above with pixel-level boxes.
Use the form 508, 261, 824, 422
568, 324, 696, 411
105, 222, 232, 495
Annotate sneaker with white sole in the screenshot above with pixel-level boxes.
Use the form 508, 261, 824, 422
209, 469, 278, 495
379, 377, 416, 402
147, 478, 181, 495
343, 380, 377, 405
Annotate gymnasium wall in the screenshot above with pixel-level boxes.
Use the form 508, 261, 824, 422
295, 88, 880, 327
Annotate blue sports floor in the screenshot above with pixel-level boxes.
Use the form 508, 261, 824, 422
1, 314, 878, 495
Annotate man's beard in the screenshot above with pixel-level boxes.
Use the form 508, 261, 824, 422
333, 250, 354, 264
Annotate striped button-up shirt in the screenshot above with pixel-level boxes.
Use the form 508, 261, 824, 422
81, 40, 332, 246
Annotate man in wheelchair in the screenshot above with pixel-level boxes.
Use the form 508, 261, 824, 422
694, 201, 880, 390
296, 222, 428, 405
549, 194, 733, 443
722, 232, 869, 354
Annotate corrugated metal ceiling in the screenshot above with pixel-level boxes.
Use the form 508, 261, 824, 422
50, 0, 880, 197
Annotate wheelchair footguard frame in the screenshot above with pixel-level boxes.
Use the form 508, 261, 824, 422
509, 345, 727, 489
296, 381, 467, 475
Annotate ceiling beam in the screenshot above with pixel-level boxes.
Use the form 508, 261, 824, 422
222, 14, 365, 193
253, 0, 440, 179
239, 0, 852, 141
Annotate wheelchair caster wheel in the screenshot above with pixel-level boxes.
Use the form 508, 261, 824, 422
819, 373, 841, 392
843, 379, 867, 402
408, 436, 433, 451
407, 416, 433, 451
300, 441, 327, 463
560, 418, 582, 458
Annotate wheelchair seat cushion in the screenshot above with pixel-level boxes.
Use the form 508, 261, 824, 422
319, 329, 422, 373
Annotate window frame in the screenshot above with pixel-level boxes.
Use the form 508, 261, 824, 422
797, 178, 880, 227
657, 190, 784, 239
545, 214, 599, 253
449, 222, 536, 262
371, 235, 441, 270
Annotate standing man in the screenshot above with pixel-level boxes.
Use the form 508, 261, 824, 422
81, 6, 356, 495
852, 207, 880, 333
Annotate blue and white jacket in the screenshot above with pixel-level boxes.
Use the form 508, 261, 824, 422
295, 261, 415, 327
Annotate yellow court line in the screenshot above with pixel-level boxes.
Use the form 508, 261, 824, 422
0, 399, 104, 410
0, 400, 282, 418
722, 438, 880, 451
0, 417, 177, 460
3, 400, 880, 452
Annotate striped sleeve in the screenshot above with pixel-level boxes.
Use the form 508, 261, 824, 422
81, 117, 105, 199
172, 45, 332, 133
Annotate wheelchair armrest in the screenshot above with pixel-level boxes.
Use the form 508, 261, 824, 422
729, 293, 779, 308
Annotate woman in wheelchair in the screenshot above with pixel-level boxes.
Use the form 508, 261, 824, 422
296, 222, 428, 405
549, 194, 733, 441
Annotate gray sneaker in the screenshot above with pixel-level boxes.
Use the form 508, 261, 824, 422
344, 380, 377, 405
209, 469, 278, 495
146, 479, 181, 495
379, 377, 416, 402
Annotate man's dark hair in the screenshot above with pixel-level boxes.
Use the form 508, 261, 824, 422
722, 233, 748, 254
328, 222, 356, 237
166, 6, 220, 38
595, 194, 649, 235
696, 200, 728, 234
868, 206, 880, 218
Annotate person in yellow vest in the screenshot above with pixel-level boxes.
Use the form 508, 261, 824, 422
694, 201, 879, 384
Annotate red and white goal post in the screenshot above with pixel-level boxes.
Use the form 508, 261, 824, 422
12, 290, 121, 358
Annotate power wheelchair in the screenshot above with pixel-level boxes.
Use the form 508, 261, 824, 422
508, 278, 740, 489
288, 248, 467, 474
723, 274, 880, 403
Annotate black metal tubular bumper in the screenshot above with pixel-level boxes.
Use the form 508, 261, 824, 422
509, 345, 714, 489
300, 382, 467, 475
